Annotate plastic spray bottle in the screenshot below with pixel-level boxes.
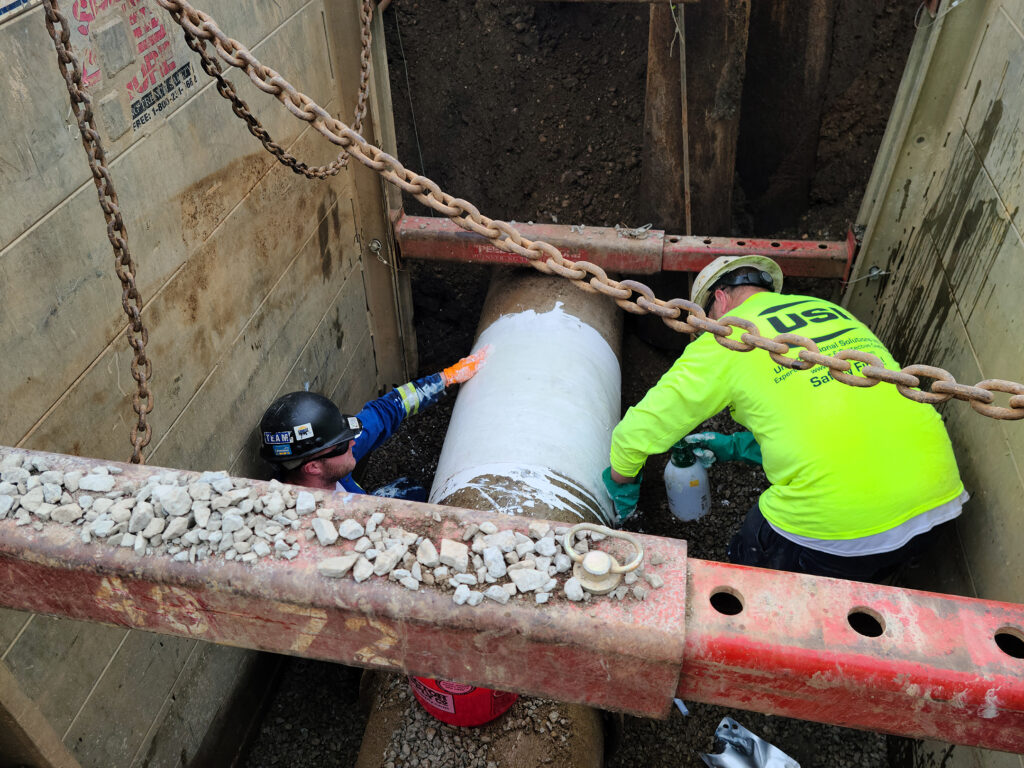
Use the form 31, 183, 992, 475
664, 439, 711, 522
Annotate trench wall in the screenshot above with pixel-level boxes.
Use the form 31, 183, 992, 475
845, 1, 1024, 766
0, 0, 408, 765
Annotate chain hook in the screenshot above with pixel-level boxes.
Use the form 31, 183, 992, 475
563, 523, 644, 595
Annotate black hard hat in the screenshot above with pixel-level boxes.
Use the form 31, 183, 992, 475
259, 392, 362, 467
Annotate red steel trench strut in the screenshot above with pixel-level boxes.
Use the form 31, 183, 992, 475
0, 447, 1022, 752
392, 212, 856, 279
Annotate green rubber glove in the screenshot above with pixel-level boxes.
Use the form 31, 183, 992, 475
601, 467, 642, 523
683, 431, 763, 466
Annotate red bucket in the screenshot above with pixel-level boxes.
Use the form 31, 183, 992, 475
409, 676, 518, 727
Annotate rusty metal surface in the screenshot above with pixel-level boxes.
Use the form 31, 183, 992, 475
661, 233, 850, 277
395, 214, 851, 279
4, 446, 1024, 748
394, 214, 664, 275
0, 447, 686, 720
682, 559, 1024, 753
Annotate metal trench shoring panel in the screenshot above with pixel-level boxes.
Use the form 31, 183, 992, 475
0, 448, 1022, 751
392, 212, 854, 279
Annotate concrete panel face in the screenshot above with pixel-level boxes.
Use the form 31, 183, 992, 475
1, 2, 338, 447
847, 4, 1024, 761
0, 0, 404, 765
3, 616, 127, 736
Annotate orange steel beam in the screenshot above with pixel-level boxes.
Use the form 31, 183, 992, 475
392, 212, 855, 279
0, 447, 1022, 751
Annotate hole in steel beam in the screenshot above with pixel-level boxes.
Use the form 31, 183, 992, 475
995, 627, 1024, 659
667, 236, 680, 243
847, 607, 885, 637
703, 238, 713, 245
709, 587, 744, 616
817, 243, 828, 249
736, 240, 747, 246
770, 242, 780, 247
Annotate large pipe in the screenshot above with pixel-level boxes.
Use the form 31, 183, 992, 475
355, 269, 622, 768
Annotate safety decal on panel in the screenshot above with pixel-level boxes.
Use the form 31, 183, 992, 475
0, 0, 39, 23
293, 422, 315, 441
263, 431, 293, 445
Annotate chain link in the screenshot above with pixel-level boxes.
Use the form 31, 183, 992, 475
43, 0, 154, 462
139, 0, 1016, 422
169, 0, 373, 179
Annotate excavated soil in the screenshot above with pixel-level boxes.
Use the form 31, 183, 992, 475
242, 2, 923, 766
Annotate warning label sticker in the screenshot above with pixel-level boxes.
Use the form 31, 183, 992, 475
409, 677, 455, 714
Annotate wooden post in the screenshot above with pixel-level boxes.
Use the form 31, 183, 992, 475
735, 0, 838, 231
684, 0, 751, 234
641, 4, 690, 233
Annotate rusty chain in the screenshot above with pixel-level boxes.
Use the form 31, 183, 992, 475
169, 0, 373, 178
139, 0, 1017, 421
43, 0, 155, 462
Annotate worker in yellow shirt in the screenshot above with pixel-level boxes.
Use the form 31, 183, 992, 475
603, 255, 966, 583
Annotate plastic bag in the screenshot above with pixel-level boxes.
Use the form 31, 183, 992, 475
699, 717, 800, 768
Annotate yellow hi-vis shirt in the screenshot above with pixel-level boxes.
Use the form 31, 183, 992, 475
610, 291, 964, 541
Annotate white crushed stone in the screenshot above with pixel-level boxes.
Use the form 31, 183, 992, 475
337, 519, 364, 540
295, 491, 316, 515
312, 518, 339, 546
439, 539, 469, 572
564, 578, 585, 602
319, 553, 359, 578
78, 473, 116, 493
484, 585, 510, 604
416, 538, 440, 567
478, 521, 498, 535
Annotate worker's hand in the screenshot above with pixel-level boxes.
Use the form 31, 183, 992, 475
691, 447, 717, 469
442, 346, 490, 386
601, 467, 642, 524
684, 431, 763, 465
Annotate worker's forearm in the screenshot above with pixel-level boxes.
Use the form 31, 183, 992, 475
610, 468, 635, 484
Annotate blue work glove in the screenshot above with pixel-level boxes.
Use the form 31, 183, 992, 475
601, 467, 642, 524
683, 431, 763, 466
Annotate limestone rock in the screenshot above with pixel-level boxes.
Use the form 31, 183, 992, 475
466, 590, 484, 607
141, 516, 166, 538
337, 519, 364, 540
353, 557, 374, 582
295, 491, 316, 516
318, 553, 359, 578
439, 539, 469, 573
484, 585, 510, 605
20, 487, 44, 513
188, 482, 212, 501
79, 473, 116, 493
564, 577, 585, 602
51, 504, 84, 524
534, 537, 558, 557
312, 518, 339, 546
453, 584, 471, 605
416, 538, 440, 568
373, 544, 408, 576
0, 495, 13, 519
153, 485, 191, 516
63, 471, 83, 492
164, 516, 190, 541
478, 521, 498, 535
483, 530, 517, 553
510, 568, 549, 593
483, 546, 507, 579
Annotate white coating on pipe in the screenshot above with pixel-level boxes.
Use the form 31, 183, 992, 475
430, 305, 619, 524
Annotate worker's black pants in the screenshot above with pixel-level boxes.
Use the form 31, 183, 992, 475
727, 503, 942, 585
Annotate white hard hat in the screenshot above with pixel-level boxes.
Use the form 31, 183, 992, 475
690, 255, 784, 311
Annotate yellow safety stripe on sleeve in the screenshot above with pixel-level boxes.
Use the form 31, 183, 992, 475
610, 291, 964, 541
397, 382, 420, 416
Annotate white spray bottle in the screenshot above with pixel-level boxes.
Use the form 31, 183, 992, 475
664, 439, 711, 522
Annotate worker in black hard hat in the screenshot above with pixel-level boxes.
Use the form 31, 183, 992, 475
259, 348, 489, 498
